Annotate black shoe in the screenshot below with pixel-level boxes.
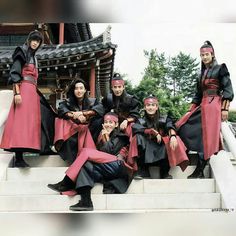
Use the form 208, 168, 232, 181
14, 159, 30, 168
47, 181, 73, 193
133, 173, 143, 180
134, 167, 151, 180
161, 173, 173, 179
187, 169, 205, 179
69, 200, 94, 211
103, 187, 116, 194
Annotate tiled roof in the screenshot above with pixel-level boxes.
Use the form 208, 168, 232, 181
0, 26, 116, 95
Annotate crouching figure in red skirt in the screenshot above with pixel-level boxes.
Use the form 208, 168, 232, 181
176, 41, 234, 178
0, 30, 56, 167
48, 112, 132, 211
128, 95, 189, 179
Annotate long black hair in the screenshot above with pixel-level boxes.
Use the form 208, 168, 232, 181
67, 78, 90, 107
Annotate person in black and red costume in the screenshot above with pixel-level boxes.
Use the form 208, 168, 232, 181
0, 30, 55, 167
128, 95, 189, 179
54, 78, 104, 164
99, 73, 140, 140
48, 112, 132, 211
176, 41, 234, 178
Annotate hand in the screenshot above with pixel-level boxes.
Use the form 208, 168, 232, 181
144, 128, 159, 137
169, 136, 178, 151
77, 115, 87, 123
14, 94, 22, 105
101, 124, 111, 136
101, 124, 110, 142
120, 120, 128, 130
72, 111, 83, 119
156, 133, 162, 143
117, 154, 124, 161
221, 110, 228, 121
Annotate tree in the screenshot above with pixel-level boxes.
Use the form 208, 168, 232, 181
132, 50, 199, 119
168, 52, 199, 102
143, 50, 169, 90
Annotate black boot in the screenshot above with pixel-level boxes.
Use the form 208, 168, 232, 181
47, 175, 75, 192
187, 159, 207, 179
14, 152, 30, 168
103, 182, 116, 194
70, 187, 93, 211
160, 159, 173, 179
134, 165, 150, 180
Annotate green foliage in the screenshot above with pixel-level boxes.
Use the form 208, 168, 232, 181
228, 110, 236, 122
126, 49, 199, 120
168, 52, 199, 102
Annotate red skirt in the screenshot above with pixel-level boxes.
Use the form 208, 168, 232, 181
54, 118, 96, 153
163, 136, 189, 171
0, 81, 41, 151
176, 96, 222, 160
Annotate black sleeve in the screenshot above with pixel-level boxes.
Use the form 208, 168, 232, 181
57, 100, 71, 118
132, 122, 146, 136
92, 100, 106, 117
101, 96, 111, 114
220, 64, 234, 101
191, 77, 203, 105
99, 136, 129, 156
8, 59, 24, 84
8, 46, 27, 84
128, 96, 141, 119
166, 116, 176, 131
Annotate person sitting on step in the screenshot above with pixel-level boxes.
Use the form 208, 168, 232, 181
128, 95, 189, 180
47, 112, 133, 211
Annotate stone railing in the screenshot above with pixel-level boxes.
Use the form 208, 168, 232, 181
209, 121, 236, 209
0, 90, 13, 144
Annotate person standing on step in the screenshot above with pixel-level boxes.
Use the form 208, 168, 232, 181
54, 78, 104, 164
48, 112, 132, 211
176, 40, 234, 178
128, 95, 189, 179
99, 73, 140, 140
0, 30, 55, 167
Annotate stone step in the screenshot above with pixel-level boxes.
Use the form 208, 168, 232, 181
0, 153, 14, 180
0, 179, 215, 195
23, 154, 67, 167
0, 193, 220, 212
6, 165, 211, 182
6, 167, 67, 181
231, 160, 236, 172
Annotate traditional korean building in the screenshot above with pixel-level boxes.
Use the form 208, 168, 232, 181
0, 23, 117, 109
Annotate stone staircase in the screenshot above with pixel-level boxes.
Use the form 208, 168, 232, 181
0, 154, 221, 212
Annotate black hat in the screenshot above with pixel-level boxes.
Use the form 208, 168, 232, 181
112, 73, 123, 81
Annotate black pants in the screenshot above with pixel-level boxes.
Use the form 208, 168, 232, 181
75, 160, 129, 194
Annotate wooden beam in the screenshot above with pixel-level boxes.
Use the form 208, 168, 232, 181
89, 64, 96, 98
59, 23, 64, 44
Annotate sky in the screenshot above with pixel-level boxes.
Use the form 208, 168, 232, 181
91, 23, 236, 108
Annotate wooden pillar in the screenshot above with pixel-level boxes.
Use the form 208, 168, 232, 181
89, 65, 96, 98
59, 23, 64, 44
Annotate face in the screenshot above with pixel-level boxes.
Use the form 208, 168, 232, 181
30, 40, 41, 50
200, 52, 213, 65
103, 119, 118, 133
111, 84, 125, 97
74, 82, 87, 99
144, 103, 158, 115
